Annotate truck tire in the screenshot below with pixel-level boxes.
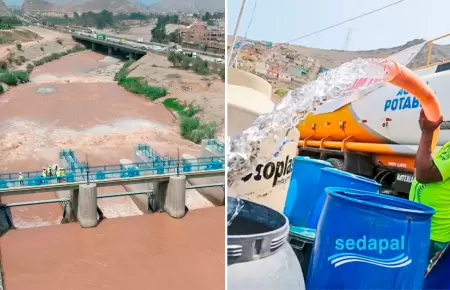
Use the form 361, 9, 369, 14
326, 158, 345, 171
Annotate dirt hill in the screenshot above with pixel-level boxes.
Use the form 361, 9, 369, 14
0, 0, 12, 16
231, 36, 450, 98
284, 39, 450, 70
22, 0, 142, 13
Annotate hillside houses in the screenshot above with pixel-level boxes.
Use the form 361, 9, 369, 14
231, 40, 323, 88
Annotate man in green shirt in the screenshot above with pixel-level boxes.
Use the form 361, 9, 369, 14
409, 109, 448, 274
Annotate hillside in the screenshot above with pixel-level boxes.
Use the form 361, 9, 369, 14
0, 0, 12, 16
283, 39, 450, 70
21, 0, 143, 13
231, 36, 450, 97
232, 35, 450, 70
147, 0, 224, 13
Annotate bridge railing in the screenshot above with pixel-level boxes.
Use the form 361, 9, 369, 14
206, 139, 225, 154
0, 157, 225, 189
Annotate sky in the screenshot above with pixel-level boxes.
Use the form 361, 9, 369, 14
227, 0, 450, 51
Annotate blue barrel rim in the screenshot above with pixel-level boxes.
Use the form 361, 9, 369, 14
294, 156, 332, 167
321, 167, 380, 187
325, 187, 435, 215
227, 196, 289, 240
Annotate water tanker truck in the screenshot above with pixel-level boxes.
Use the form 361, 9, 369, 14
297, 36, 450, 196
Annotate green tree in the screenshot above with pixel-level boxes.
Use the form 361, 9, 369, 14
219, 67, 225, 80
168, 30, 180, 43
168, 51, 179, 66
64, 14, 69, 19
202, 12, 212, 21
192, 57, 209, 75
181, 56, 191, 69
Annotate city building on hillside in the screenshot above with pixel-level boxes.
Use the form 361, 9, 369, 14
255, 62, 269, 75
180, 24, 207, 44
278, 72, 292, 82
180, 24, 225, 55
267, 66, 281, 79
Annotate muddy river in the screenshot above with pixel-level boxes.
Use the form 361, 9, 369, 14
0, 51, 201, 228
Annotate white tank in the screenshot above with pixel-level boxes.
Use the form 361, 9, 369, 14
227, 68, 274, 136
227, 68, 299, 212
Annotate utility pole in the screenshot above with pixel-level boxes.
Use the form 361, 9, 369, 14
228, 0, 247, 66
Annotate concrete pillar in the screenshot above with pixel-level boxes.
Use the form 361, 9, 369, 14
129, 52, 134, 60
108, 46, 112, 55
164, 175, 186, 218
74, 183, 98, 228
91, 42, 96, 50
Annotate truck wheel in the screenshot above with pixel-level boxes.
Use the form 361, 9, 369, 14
326, 158, 345, 171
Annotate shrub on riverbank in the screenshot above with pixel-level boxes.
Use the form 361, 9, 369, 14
167, 52, 225, 78
114, 60, 134, 82
115, 61, 167, 100
118, 77, 167, 100
32, 44, 86, 67
0, 70, 29, 86
162, 98, 199, 117
115, 61, 217, 144
180, 116, 217, 144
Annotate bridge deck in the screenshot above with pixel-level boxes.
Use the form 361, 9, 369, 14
0, 206, 225, 290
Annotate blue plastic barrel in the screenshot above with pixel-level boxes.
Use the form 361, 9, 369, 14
307, 187, 435, 290
423, 245, 450, 289
308, 168, 380, 229
283, 157, 332, 227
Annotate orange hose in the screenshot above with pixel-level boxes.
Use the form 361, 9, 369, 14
383, 60, 441, 150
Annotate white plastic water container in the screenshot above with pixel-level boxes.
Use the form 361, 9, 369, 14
228, 128, 300, 212
227, 68, 299, 212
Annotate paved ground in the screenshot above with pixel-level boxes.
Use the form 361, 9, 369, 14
0, 206, 225, 290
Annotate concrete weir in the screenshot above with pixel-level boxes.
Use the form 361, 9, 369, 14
130, 151, 216, 210
183, 153, 225, 206
120, 158, 154, 213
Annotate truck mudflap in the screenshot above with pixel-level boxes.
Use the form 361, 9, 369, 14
392, 172, 414, 195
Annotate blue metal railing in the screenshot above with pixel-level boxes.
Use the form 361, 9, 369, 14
0, 159, 224, 189
1, 144, 224, 189
206, 139, 225, 154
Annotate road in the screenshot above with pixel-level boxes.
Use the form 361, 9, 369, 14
71, 30, 224, 62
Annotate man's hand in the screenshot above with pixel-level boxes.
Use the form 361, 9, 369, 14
419, 108, 443, 134
415, 108, 444, 184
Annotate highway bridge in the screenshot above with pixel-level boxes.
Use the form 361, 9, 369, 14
71, 33, 148, 60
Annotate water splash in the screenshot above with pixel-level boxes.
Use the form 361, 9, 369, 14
227, 58, 389, 226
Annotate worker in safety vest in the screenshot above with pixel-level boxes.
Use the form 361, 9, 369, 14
18, 172, 24, 186
56, 168, 61, 182
60, 168, 65, 182
41, 167, 47, 184
47, 165, 53, 177
409, 108, 449, 274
